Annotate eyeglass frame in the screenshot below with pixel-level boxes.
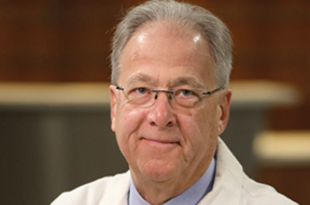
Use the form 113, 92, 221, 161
113, 84, 222, 108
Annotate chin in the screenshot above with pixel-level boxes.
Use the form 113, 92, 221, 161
139, 160, 181, 182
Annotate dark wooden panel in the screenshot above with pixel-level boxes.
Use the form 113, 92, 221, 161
0, 1, 309, 122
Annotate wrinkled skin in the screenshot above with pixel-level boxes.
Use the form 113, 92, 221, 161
110, 21, 231, 204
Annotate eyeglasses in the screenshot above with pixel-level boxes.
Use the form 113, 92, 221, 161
113, 84, 222, 108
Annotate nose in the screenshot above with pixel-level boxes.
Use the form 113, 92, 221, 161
147, 92, 176, 128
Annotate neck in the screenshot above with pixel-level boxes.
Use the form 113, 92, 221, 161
137, 177, 192, 204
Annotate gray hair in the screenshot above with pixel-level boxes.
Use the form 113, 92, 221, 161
111, 0, 232, 89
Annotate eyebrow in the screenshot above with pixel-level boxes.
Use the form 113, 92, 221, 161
169, 76, 206, 89
125, 73, 158, 86
124, 73, 206, 89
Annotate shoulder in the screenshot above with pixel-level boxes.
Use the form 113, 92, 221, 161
51, 171, 130, 205
241, 177, 299, 205
214, 138, 298, 205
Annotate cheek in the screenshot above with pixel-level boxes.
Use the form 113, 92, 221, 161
114, 105, 146, 155
115, 104, 142, 131
181, 105, 219, 146
194, 107, 219, 156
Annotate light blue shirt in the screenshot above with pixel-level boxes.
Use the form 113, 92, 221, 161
128, 157, 216, 205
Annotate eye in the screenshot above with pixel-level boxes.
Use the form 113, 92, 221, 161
180, 89, 195, 97
176, 88, 201, 99
128, 87, 152, 98
174, 88, 200, 107
175, 89, 199, 98
135, 87, 148, 94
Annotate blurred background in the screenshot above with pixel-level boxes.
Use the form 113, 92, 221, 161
0, 0, 309, 204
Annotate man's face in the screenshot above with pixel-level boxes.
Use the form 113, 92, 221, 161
110, 22, 231, 186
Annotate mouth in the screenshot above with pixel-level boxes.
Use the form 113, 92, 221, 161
141, 137, 180, 145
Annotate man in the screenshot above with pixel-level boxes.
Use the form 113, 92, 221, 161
52, 0, 298, 204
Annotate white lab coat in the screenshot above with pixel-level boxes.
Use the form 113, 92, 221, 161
51, 138, 298, 205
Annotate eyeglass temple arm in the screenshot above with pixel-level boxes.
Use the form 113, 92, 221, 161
202, 88, 222, 95
115, 85, 124, 90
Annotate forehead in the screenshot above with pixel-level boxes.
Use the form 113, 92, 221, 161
118, 21, 216, 87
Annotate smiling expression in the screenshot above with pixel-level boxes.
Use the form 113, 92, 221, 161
110, 21, 231, 188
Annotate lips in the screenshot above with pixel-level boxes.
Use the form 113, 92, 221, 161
141, 137, 179, 145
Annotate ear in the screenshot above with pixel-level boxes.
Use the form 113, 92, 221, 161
110, 85, 117, 132
217, 88, 232, 135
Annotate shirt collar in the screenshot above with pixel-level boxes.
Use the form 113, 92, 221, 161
128, 157, 216, 205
